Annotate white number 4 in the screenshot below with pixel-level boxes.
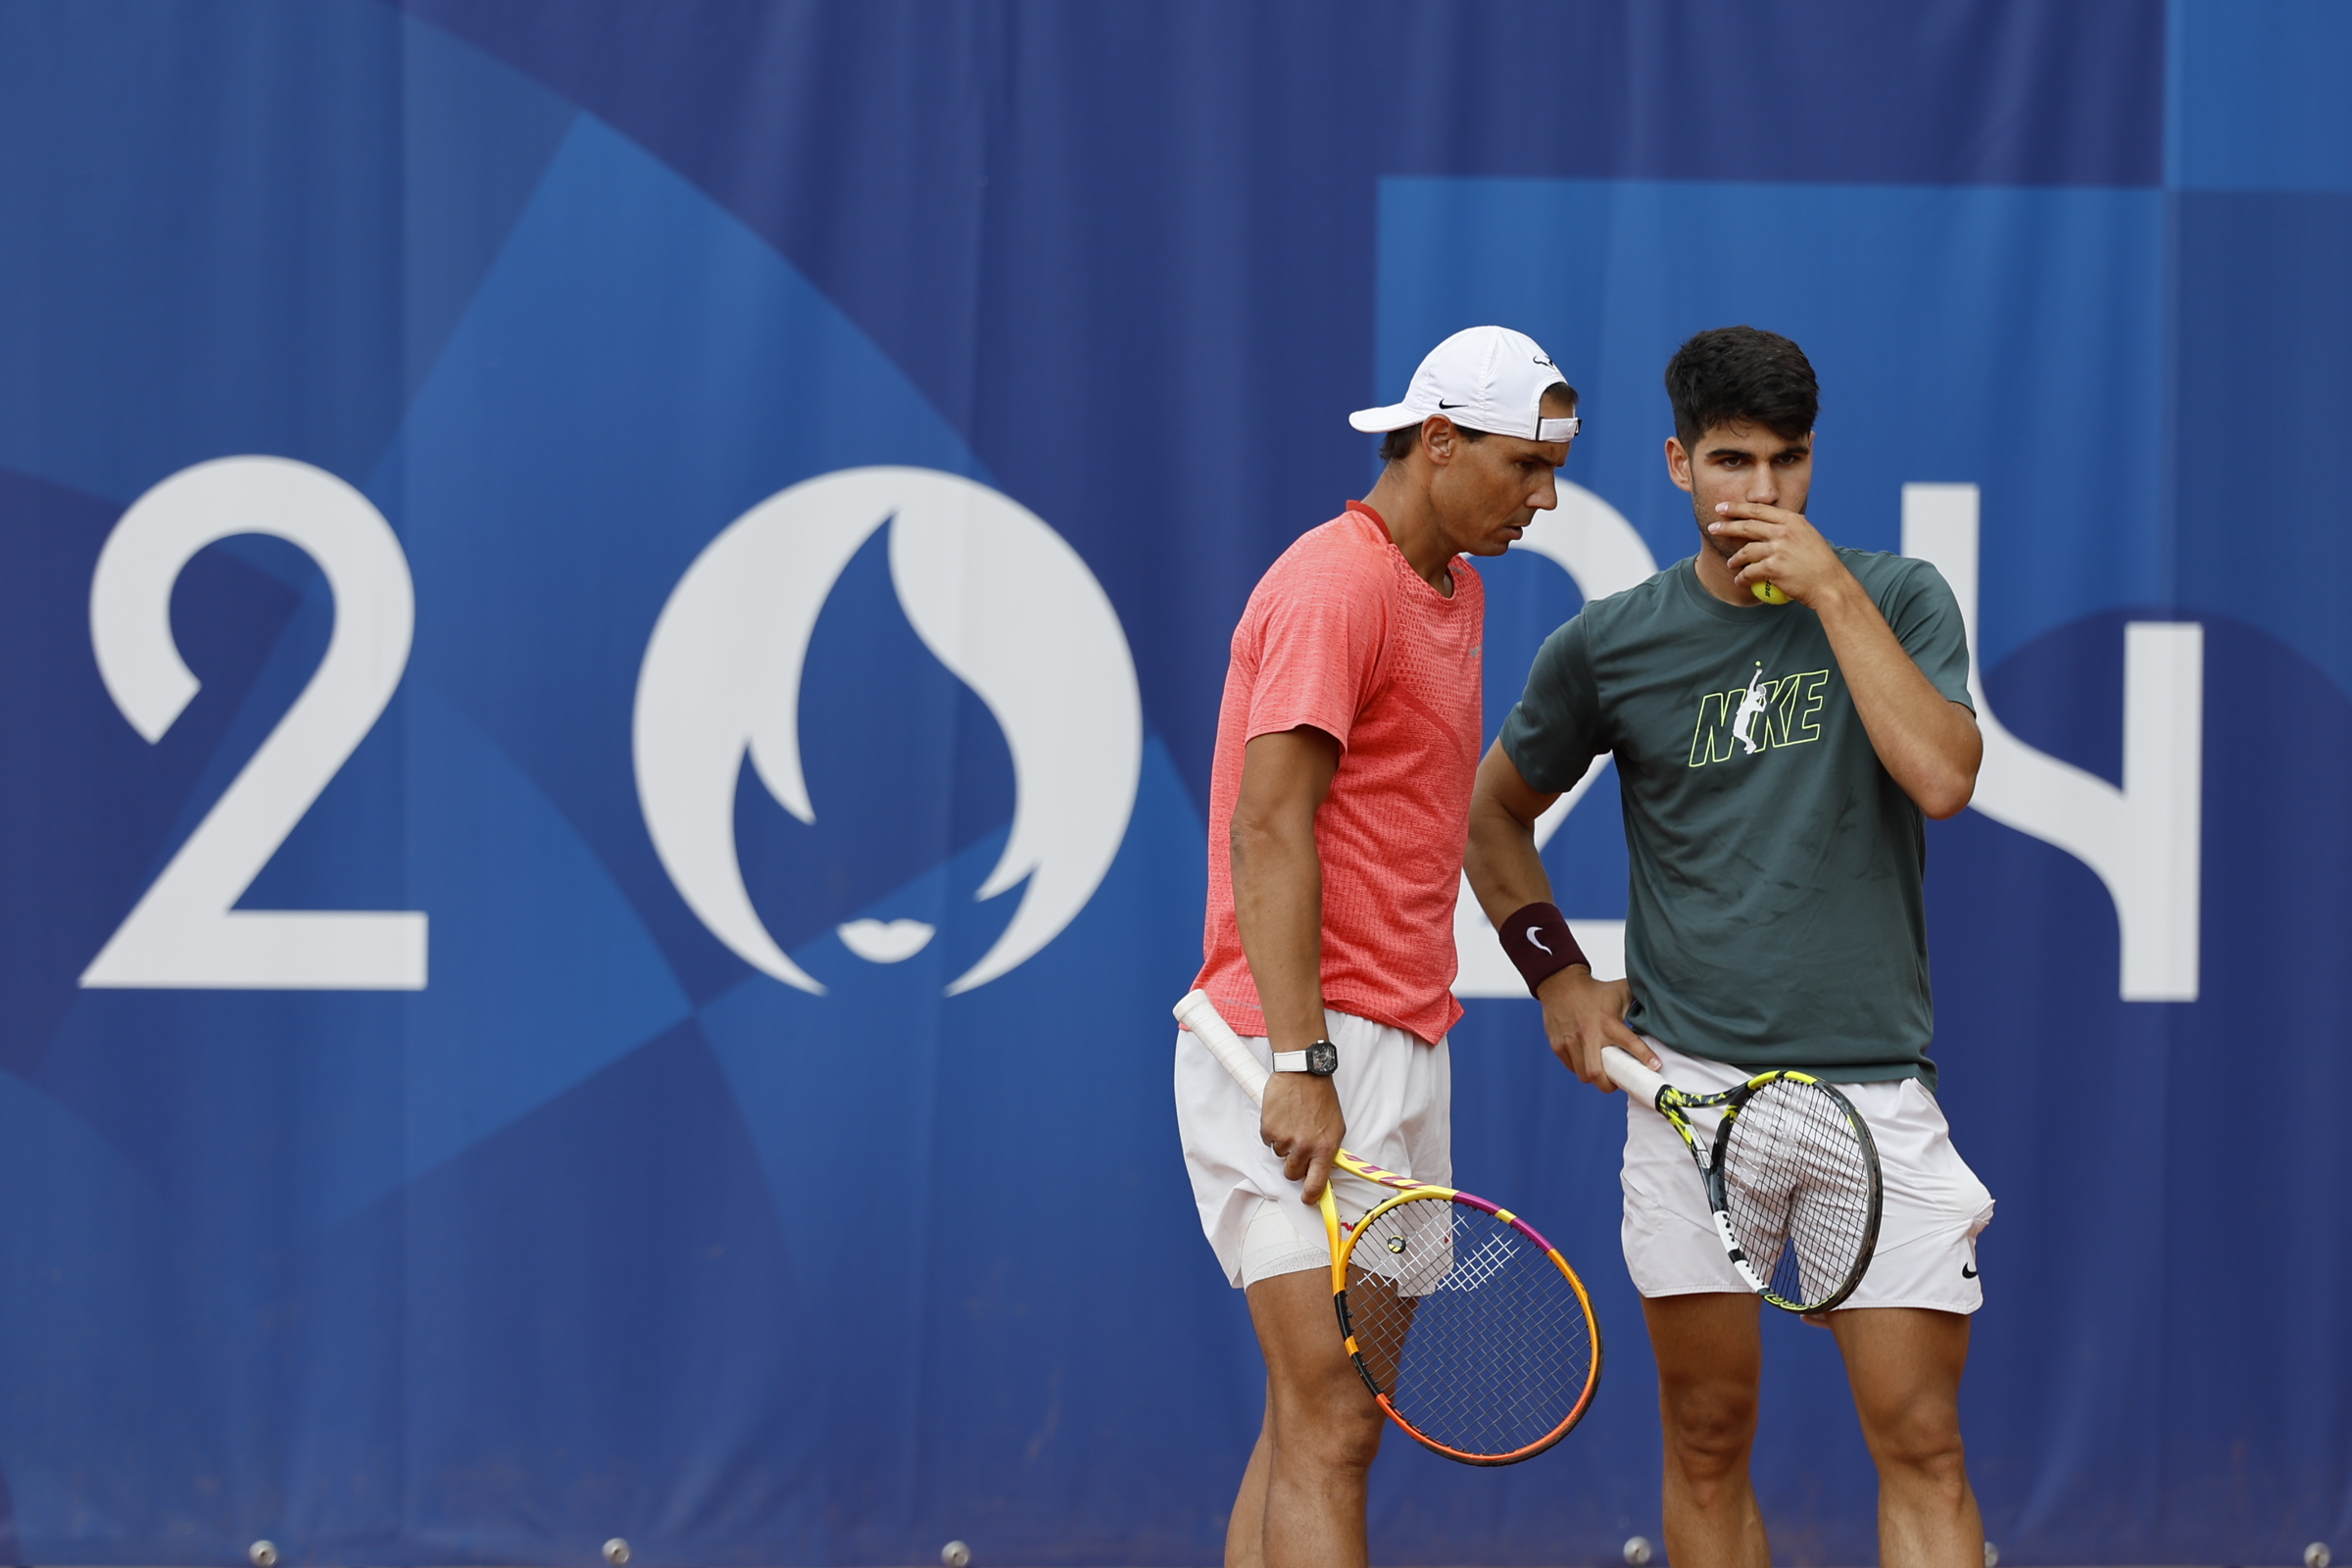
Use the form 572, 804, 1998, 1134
80, 457, 427, 990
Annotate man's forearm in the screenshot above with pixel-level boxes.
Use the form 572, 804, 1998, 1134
1465, 794, 1556, 926
1232, 818, 1328, 1049
1815, 581, 1982, 818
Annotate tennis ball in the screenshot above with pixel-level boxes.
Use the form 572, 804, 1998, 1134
1752, 580, 1789, 605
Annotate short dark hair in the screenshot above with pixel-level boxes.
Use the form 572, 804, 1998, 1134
1663, 326, 1816, 448
1377, 380, 1578, 464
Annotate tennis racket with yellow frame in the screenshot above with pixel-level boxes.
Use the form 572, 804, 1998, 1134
1600, 1045, 1882, 1313
1175, 990, 1601, 1465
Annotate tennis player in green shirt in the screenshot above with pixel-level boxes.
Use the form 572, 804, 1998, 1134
1466, 326, 1994, 1568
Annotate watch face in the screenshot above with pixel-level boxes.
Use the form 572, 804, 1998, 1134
1306, 1041, 1339, 1077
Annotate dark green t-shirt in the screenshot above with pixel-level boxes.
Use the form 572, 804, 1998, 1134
1497, 549, 1974, 1088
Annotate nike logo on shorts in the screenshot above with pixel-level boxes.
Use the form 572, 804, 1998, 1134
1529, 929, 1553, 955
1961, 1263, 1978, 1279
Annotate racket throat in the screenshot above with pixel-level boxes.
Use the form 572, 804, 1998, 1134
1712, 1209, 1770, 1295
1333, 1290, 1389, 1400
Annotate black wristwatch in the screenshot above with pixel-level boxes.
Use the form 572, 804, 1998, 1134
1273, 1039, 1339, 1077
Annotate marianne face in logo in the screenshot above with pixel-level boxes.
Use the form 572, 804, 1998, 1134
633, 466, 1141, 996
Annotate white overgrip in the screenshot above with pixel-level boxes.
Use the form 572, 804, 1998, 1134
1600, 1045, 1668, 1106
1173, 989, 1270, 1107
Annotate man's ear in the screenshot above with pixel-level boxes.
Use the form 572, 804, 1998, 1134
1665, 436, 1693, 493
1421, 416, 1456, 466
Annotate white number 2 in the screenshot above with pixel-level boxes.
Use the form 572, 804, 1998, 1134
80, 457, 427, 990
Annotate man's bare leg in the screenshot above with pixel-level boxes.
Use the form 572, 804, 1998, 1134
1225, 1395, 1273, 1568
1827, 1307, 1980, 1568
1643, 1292, 1770, 1568
1226, 1265, 1385, 1568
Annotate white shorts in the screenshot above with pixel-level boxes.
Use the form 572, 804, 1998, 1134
1622, 1038, 1995, 1314
1175, 1010, 1451, 1289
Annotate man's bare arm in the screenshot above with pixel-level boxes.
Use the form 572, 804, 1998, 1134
1231, 725, 1345, 1202
1712, 504, 1982, 817
1465, 741, 1656, 1088
1464, 740, 1563, 925
1813, 589, 1982, 818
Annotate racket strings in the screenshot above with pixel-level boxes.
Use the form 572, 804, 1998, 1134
1718, 1079, 1876, 1308
1343, 1196, 1595, 1460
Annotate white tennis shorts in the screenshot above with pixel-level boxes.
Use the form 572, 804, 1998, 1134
1174, 1009, 1451, 1289
1622, 1038, 1995, 1314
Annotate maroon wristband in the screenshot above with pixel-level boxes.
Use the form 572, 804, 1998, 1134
1497, 902, 1589, 997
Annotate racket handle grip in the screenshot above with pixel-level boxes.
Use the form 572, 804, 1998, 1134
1174, 990, 1271, 1107
1600, 1045, 1667, 1104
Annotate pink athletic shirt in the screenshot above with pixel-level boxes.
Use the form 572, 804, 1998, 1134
1194, 502, 1484, 1045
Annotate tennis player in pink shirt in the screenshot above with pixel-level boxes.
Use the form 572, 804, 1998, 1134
1177, 326, 1580, 1568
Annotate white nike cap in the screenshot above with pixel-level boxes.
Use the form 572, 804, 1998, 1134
1349, 325, 1580, 443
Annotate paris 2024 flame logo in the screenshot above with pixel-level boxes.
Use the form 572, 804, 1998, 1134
633, 466, 1142, 995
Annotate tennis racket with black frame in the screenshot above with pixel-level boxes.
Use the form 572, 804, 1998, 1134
1176, 989, 1601, 1465
1600, 1044, 1883, 1313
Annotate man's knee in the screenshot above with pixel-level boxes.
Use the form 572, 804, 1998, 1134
1249, 1265, 1387, 1473
1266, 1363, 1384, 1472
1659, 1378, 1760, 1479
1864, 1392, 1969, 1487
1833, 1306, 1973, 1487
1643, 1290, 1763, 1484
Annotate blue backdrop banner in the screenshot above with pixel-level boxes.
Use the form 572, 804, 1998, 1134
0, 2, 2344, 1563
